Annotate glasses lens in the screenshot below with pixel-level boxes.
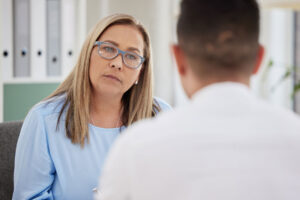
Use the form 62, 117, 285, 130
124, 53, 141, 68
99, 43, 118, 59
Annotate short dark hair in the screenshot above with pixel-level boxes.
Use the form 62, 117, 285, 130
177, 0, 260, 77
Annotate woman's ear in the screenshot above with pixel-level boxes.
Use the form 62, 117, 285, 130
253, 44, 265, 74
171, 44, 188, 76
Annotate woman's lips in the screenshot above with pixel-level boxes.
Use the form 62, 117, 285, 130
103, 74, 121, 82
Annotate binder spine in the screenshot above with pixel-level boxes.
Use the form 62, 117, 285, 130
13, 0, 31, 77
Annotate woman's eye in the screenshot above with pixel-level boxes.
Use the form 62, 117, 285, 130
104, 46, 115, 53
126, 54, 138, 60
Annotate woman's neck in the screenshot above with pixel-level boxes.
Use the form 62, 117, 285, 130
90, 93, 123, 128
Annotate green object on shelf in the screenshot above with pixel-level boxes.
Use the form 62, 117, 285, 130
3, 82, 60, 121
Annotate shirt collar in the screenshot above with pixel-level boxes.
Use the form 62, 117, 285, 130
191, 82, 251, 103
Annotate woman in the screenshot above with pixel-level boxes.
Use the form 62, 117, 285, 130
13, 14, 171, 200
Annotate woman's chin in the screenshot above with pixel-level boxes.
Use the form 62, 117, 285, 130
96, 86, 123, 98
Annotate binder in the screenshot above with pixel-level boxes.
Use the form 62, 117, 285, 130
1, 0, 13, 81
294, 11, 300, 113
61, 0, 76, 77
77, 0, 87, 48
46, 0, 61, 76
30, 0, 47, 79
0, 0, 3, 121
13, 0, 31, 77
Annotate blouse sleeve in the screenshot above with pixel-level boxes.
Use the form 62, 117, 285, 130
13, 107, 55, 200
154, 97, 172, 113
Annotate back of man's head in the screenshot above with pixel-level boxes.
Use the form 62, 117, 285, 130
177, 0, 260, 79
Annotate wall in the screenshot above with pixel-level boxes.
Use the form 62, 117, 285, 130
251, 8, 294, 110
3, 82, 59, 121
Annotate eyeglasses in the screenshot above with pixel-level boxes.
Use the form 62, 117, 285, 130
94, 41, 145, 69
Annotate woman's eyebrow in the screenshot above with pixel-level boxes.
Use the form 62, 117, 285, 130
104, 40, 141, 53
128, 47, 141, 53
104, 40, 119, 46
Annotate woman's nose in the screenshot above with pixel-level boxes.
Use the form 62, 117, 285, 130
110, 54, 123, 70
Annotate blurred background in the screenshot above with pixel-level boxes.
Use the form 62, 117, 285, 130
1, 0, 300, 122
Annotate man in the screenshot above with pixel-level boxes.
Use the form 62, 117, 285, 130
96, 0, 300, 199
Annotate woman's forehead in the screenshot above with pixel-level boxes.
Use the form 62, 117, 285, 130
99, 24, 144, 52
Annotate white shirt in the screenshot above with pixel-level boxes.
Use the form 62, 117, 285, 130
96, 82, 300, 200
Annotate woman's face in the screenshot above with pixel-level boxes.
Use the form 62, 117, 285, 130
89, 24, 145, 98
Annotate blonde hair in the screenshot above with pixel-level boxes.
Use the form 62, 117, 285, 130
47, 14, 160, 147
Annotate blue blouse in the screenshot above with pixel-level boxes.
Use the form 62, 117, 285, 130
13, 95, 171, 200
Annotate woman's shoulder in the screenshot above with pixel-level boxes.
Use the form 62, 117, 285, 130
29, 93, 67, 117
153, 97, 172, 112
19, 94, 67, 139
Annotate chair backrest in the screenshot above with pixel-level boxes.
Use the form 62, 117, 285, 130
0, 121, 23, 200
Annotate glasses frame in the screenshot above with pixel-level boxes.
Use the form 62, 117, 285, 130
94, 41, 145, 69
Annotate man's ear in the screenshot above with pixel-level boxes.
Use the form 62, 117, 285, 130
253, 44, 265, 74
171, 44, 188, 76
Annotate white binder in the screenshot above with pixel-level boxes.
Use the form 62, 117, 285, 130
61, 0, 76, 78
77, 0, 87, 49
1, 0, 13, 81
30, 0, 47, 79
